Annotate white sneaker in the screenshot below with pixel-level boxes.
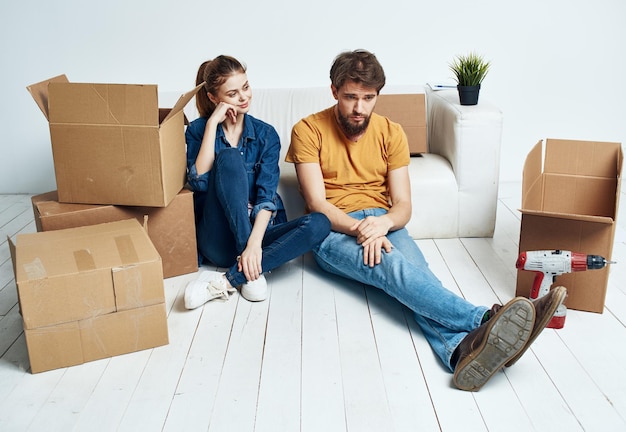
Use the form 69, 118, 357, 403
184, 271, 236, 310
241, 274, 268, 302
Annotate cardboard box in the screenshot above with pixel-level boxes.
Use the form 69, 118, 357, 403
24, 303, 168, 374
31, 189, 198, 278
11, 219, 169, 373
13, 219, 165, 329
375, 94, 427, 155
27, 75, 202, 207
516, 139, 623, 313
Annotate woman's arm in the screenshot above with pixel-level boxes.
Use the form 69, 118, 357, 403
250, 124, 282, 218
238, 208, 272, 281
240, 120, 282, 281
194, 103, 238, 175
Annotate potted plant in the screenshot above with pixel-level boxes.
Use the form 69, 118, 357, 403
449, 52, 491, 105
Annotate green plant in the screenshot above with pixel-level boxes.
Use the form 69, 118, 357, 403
449, 52, 491, 87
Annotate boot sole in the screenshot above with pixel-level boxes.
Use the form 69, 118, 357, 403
505, 286, 567, 367
453, 298, 535, 391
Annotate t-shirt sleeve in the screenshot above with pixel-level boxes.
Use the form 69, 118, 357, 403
286, 118, 321, 164
387, 121, 411, 170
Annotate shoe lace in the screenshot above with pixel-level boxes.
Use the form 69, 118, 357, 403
207, 278, 237, 301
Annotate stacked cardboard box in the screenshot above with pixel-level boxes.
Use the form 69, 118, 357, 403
27, 75, 202, 207
374, 94, 427, 155
15, 75, 204, 372
31, 189, 198, 279
516, 139, 623, 313
10, 219, 169, 373
25, 74, 201, 279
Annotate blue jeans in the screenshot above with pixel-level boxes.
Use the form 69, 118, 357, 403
197, 149, 331, 287
312, 208, 488, 371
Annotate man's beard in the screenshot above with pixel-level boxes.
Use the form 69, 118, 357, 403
337, 109, 370, 138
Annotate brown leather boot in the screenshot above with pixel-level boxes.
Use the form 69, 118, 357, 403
452, 297, 535, 391
483, 303, 502, 322
504, 286, 567, 367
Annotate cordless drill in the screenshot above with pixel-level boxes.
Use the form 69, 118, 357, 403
515, 250, 614, 329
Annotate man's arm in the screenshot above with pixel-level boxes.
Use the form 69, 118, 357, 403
294, 162, 360, 235
382, 165, 412, 230
349, 165, 412, 267
353, 165, 412, 246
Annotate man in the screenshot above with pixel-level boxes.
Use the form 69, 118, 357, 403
286, 49, 567, 391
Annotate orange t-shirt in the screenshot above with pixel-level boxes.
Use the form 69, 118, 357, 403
286, 107, 410, 213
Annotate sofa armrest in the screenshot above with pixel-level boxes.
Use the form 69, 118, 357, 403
426, 88, 503, 236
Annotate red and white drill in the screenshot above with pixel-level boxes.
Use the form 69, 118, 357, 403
516, 250, 614, 329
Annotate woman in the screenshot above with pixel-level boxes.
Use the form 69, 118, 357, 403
184, 55, 330, 309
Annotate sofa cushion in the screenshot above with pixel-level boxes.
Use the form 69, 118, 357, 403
406, 154, 458, 238
279, 153, 458, 238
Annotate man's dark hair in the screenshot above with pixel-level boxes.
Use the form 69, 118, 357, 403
329, 49, 386, 93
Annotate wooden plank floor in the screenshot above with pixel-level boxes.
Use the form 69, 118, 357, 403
1, 182, 625, 431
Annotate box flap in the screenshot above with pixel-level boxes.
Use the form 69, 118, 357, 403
162, 83, 204, 125
31, 190, 59, 206
614, 148, 623, 223
48, 82, 159, 126
160, 108, 189, 125
518, 208, 615, 224
544, 138, 622, 178
26, 74, 69, 121
32, 191, 105, 218
8, 236, 17, 281
521, 140, 544, 210
543, 173, 617, 218
522, 139, 622, 218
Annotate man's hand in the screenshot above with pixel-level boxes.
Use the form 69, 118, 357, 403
351, 215, 394, 266
362, 236, 393, 267
351, 215, 393, 246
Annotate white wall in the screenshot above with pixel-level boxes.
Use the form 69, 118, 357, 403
2, 0, 625, 193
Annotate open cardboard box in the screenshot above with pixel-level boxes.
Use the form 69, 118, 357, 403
516, 138, 623, 313
31, 188, 198, 278
27, 75, 202, 207
375, 94, 427, 155
10, 219, 169, 373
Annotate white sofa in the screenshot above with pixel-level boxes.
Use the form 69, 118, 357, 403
242, 85, 503, 239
